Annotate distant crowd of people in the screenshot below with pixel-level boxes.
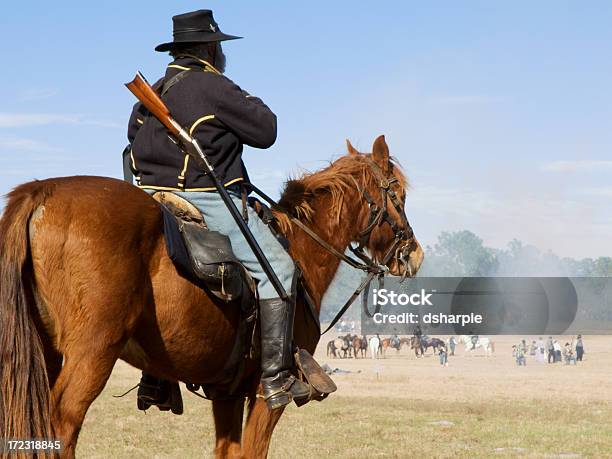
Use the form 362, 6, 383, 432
512, 335, 584, 366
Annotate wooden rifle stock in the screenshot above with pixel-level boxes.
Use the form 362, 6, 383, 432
125, 72, 179, 137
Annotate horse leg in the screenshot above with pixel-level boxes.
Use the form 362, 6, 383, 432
212, 398, 245, 459
242, 396, 284, 459
50, 345, 121, 458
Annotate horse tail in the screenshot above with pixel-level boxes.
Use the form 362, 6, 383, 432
0, 181, 54, 444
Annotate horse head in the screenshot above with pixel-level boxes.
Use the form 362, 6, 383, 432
344, 135, 424, 278
275, 135, 424, 296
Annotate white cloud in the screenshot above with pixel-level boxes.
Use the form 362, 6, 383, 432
542, 160, 612, 173
0, 112, 122, 129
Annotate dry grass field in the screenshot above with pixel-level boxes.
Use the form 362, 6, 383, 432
77, 336, 612, 458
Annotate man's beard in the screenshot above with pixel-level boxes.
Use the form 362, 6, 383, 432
215, 43, 227, 74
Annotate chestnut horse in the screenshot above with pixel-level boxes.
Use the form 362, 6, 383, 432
0, 136, 423, 458
351, 335, 368, 358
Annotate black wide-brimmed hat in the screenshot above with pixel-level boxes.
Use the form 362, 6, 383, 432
155, 10, 241, 52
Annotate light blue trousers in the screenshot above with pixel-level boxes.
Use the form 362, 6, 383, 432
172, 190, 295, 299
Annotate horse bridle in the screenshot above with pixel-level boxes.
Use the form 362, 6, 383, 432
348, 157, 417, 281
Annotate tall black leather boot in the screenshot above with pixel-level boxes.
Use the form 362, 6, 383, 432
259, 296, 311, 410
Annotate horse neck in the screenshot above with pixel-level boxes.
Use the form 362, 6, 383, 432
285, 190, 365, 311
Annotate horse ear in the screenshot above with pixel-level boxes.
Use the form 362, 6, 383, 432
372, 135, 390, 174
346, 139, 359, 156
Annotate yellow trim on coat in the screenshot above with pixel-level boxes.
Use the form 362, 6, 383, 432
168, 64, 191, 71
189, 115, 215, 135
193, 58, 221, 75
138, 177, 244, 192
137, 185, 183, 191
167, 59, 221, 75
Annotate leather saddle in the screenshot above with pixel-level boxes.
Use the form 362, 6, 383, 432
152, 191, 256, 302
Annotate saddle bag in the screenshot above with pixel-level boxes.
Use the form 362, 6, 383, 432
180, 220, 245, 299
154, 191, 254, 302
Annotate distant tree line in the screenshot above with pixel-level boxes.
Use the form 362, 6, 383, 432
419, 230, 612, 277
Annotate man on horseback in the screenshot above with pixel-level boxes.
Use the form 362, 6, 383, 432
127, 9, 311, 410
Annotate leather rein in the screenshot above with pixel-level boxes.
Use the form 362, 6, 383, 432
246, 158, 417, 335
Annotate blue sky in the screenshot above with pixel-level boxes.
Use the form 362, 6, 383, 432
1, 1, 611, 258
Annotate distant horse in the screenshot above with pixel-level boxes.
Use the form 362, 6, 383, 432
380, 336, 401, 357
459, 335, 494, 356
358, 335, 368, 358
333, 334, 354, 358
351, 335, 368, 358
369, 336, 381, 359
410, 336, 444, 356
423, 337, 445, 353
0, 137, 423, 458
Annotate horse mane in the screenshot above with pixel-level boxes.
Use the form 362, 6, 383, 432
274, 154, 407, 233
